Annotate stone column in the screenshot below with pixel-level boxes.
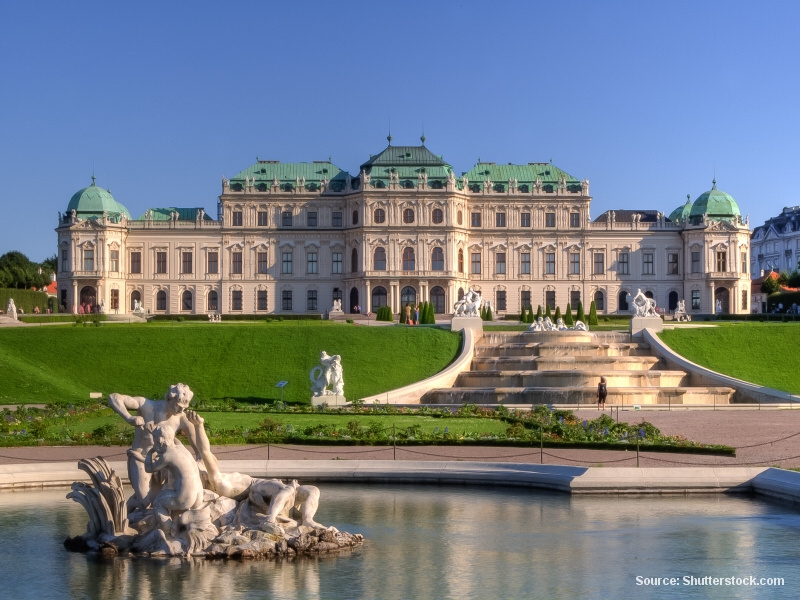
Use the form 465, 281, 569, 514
365, 280, 371, 313
72, 281, 78, 313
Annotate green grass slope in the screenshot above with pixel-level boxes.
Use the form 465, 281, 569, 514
0, 322, 461, 405
658, 323, 800, 395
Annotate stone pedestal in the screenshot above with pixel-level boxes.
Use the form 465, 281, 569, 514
311, 393, 347, 407
450, 316, 484, 334
630, 316, 663, 338
327, 309, 345, 321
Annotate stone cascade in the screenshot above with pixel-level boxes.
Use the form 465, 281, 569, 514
422, 331, 734, 406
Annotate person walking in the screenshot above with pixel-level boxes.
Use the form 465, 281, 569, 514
597, 376, 607, 410
405, 303, 412, 325
414, 303, 419, 325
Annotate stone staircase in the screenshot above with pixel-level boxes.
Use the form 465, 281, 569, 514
422, 330, 734, 407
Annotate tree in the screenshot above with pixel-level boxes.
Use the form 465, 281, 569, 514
0, 251, 51, 290
484, 303, 493, 321
554, 306, 562, 322
536, 305, 543, 320
41, 254, 58, 276
761, 273, 783, 294
564, 303, 574, 326
400, 303, 408, 324
576, 301, 585, 323
545, 304, 552, 320
589, 301, 599, 326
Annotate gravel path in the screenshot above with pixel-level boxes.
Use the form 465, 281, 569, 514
2, 409, 799, 469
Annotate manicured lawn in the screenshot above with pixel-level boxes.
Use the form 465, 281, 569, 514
658, 323, 800, 394
0, 322, 461, 405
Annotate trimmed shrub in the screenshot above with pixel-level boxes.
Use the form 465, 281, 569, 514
564, 303, 574, 326
589, 301, 599, 326
400, 303, 408, 324
484, 304, 493, 321
554, 306, 562, 322
376, 305, 393, 322
0, 288, 54, 315
536, 305, 543, 320
576, 301, 585, 323
545, 304, 552, 320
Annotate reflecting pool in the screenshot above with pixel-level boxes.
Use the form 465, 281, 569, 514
0, 484, 798, 599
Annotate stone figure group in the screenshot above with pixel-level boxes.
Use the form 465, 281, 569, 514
5, 298, 17, 321
528, 315, 589, 332
631, 288, 658, 317
453, 288, 483, 317
310, 351, 344, 397
207, 313, 221, 322
65, 384, 362, 558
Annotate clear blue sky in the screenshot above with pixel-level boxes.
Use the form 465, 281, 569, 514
2, 0, 798, 262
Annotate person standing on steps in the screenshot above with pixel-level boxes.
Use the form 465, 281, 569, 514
597, 376, 607, 410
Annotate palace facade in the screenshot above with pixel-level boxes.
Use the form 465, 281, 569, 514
56, 141, 752, 317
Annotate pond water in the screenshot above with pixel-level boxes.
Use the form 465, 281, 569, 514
0, 485, 798, 599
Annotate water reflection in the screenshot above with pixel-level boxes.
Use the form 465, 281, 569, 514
0, 486, 798, 599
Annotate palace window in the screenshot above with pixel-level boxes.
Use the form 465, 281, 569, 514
156, 252, 166, 274
207, 251, 218, 274
232, 211, 243, 226
742, 289, 748, 310
258, 252, 268, 274
307, 211, 317, 227
257, 211, 268, 226
691, 251, 701, 273
61, 248, 69, 272
643, 252, 654, 275
156, 290, 167, 311
282, 290, 292, 311
182, 290, 192, 311
668, 253, 679, 275
403, 208, 415, 224
110, 289, 119, 310
471, 212, 481, 227
110, 250, 119, 272
545, 213, 556, 228
570, 213, 580, 228
618, 252, 629, 275
691, 289, 700, 310
373, 248, 386, 271
432, 247, 444, 271
374, 208, 386, 223
232, 252, 242, 275
521, 290, 531, 309
232, 290, 243, 311
351, 249, 359, 273
332, 252, 342, 274
570, 253, 580, 275
307, 290, 317, 311
716, 251, 727, 272
307, 252, 318, 274
545, 290, 556, 309
130, 251, 141, 274
332, 212, 342, 227
282, 252, 293, 274
257, 290, 267, 311
545, 252, 555, 275
182, 252, 192, 274
521, 212, 531, 227
432, 208, 444, 224
281, 211, 292, 227
207, 290, 218, 311
82, 248, 94, 271
495, 253, 506, 275
521, 252, 531, 275
403, 248, 415, 271
496, 290, 507, 311
496, 213, 506, 227
352, 210, 359, 225
594, 252, 604, 275
458, 249, 464, 273
571, 290, 581, 307
741, 252, 747, 273
471, 252, 481, 275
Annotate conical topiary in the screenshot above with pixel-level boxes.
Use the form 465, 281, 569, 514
554, 306, 562, 322
565, 303, 574, 326
545, 304, 552, 320
576, 301, 585, 323
400, 303, 408, 324
485, 303, 493, 321
536, 305, 543, 320
589, 301, 598, 326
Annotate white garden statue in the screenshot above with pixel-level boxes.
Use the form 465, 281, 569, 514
310, 351, 344, 397
6, 298, 17, 321
631, 288, 658, 317
453, 288, 483, 317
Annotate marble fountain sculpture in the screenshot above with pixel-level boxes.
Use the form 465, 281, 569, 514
310, 351, 346, 406
65, 383, 362, 558
528, 316, 589, 332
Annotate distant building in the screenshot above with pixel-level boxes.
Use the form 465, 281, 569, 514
751, 205, 800, 275
55, 142, 752, 316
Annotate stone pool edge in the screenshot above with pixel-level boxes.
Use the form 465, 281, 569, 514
1, 460, 799, 503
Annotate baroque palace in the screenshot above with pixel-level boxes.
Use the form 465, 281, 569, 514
56, 139, 752, 317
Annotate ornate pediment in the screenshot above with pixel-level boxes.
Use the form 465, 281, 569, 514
707, 220, 739, 232
541, 243, 557, 252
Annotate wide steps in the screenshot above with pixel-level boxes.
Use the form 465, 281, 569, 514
472, 356, 660, 372
456, 370, 688, 388
475, 341, 651, 358
422, 386, 735, 406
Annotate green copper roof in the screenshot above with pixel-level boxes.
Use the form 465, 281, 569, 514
668, 197, 693, 223
229, 160, 348, 191
460, 162, 580, 192
359, 144, 454, 184
67, 176, 132, 220
135, 207, 213, 221
689, 180, 741, 222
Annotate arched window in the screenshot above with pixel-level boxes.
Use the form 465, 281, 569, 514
208, 290, 218, 311
401, 286, 416, 305
374, 208, 386, 223
458, 249, 464, 273
156, 290, 167, 311
352, 210, 359, 225
374, 247, 386, 270
403, 208, 415, 224
618, 291, 629, 311
431, 247, 444, 271
372, 286, 388, 309
182, 290, 193, 311
403, 180, 414, 189
432, 208, 443, 224
457, 210, 463, 225
430, 180, 442, 189
402, 248, 415, 271
430, 286, 445, 313
130, 290, 141, 312
668, 291, 678, 311
594, 290, 605, 311
351, 248, 359, 273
